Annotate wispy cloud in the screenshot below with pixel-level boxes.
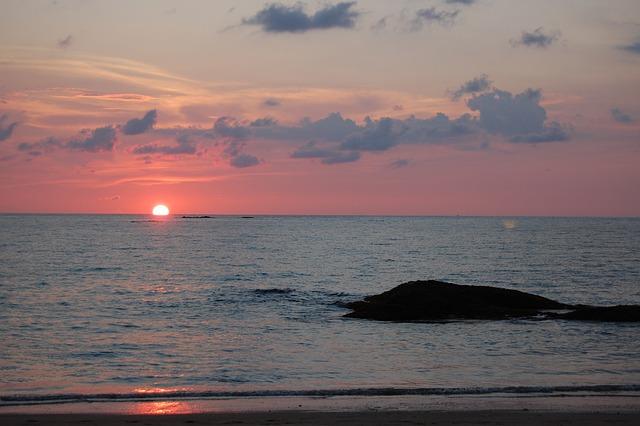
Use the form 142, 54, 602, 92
611, 107, 634, 123
0, 114, 18, 141
511, 27, 560, 48
444, 0, 476, 5
411, 7, 460, 30
620, 39, 640, 54
57, 34, 73, 49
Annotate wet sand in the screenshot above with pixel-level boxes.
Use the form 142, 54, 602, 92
2, 410, 640, 425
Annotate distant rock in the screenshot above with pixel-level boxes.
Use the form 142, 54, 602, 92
182, 215, 213, 219
344, 280, 640, 323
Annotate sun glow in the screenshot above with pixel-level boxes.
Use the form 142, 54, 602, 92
152, 204, 170, 216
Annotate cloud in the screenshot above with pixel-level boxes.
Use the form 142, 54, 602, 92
230, 153, 260, 168
132, 135, 197, 155
67, 126, 117, 152
243, 2, 359, 33
17, 137, 62, 155
253, 112, 359, 142
451, 74, 492, 100
512, 27, 559, 48
371, 16, 388, 32
291, 142, 360, 164
467, 88, 569, 142
509, 122, 570, 143
390, 159, 409, 168
122, 110, 157, 135
250, 117, 278, 127
611, 108, 634, 124
0, 114, 18, 141
263, 98, 281, 107
341, 117, 396, 151
57, 34, 73, 49
223, 139, 260, 168
620, 40, 640, 54
411, 7, 460, 30
444, 0, 476, 4
213, 116, 250, 140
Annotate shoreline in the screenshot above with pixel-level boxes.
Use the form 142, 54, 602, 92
2, 399, 640, 426
2, 393, 640, 414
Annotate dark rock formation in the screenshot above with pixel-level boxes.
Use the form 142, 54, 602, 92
558, 305, 640, 322
182, 216, 213, 219
344, 280, 639, 323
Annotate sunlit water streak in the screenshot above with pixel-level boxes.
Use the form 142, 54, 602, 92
0, 215, 639, 403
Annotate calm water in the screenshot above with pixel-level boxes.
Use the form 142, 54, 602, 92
1, 215, 639, 402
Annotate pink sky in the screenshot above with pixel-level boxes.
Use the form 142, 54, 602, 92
0, 0, 639, 215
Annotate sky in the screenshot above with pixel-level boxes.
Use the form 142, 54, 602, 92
0, 0, 639, 216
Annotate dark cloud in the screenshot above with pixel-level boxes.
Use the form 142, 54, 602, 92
253, 112, 359, 142
512, 27, 559, 48
611, 108, 634, 124
57, 34, 73, 49
223, 140, 260, 168
390, 159, 410, 168
132, 135, 197, 155
285, 112, 480, 162
67, 126, 117, 152
412, 7, 460, 29
17, 137, 62, 154
341, 117, 396, 151
509, 122, 570, 143
444, 0, 476, 4
467, 88, 569, 142
243, 2, 359, 33
213, 116, 250, 140
322, 150, 360, 164
0, 114, 18, 141
451, 74, 492, 100
230, 153, 260, 168
250, 117, 278, 127
620, 40, 640, 54
136, 83, 570, 166
291, 142, 360, 164
122, 110, 157, 135
263, 98, 281, 107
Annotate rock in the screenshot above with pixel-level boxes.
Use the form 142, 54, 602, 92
182, 215, 213, 219
344, 280, 640, 323
344, 280, 570, 321
558, 305, 640, 322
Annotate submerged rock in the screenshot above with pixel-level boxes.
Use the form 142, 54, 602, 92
344, 280, 640, 323
558, 305, 640, 322
344, 280, 570, 321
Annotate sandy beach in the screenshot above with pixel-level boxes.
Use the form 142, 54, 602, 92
2, 394, 640, 426
2, 410, 640, 426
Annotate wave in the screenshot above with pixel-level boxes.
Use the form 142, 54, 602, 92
253, 288, 295, 295
2, 384, 639, 406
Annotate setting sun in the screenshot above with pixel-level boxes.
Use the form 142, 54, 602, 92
152, 204, 170, 216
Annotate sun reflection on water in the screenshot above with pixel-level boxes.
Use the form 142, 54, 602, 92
130, 400, 195, 415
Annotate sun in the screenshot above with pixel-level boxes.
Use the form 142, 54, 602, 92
152, 204, 170, 216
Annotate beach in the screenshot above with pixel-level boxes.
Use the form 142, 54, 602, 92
2, 394, 640, 425
3, 408, 640, 426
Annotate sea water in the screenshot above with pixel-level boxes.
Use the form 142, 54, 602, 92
1, 215, 639, 404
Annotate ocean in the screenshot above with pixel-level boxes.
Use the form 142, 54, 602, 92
1, 215, 639, 405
